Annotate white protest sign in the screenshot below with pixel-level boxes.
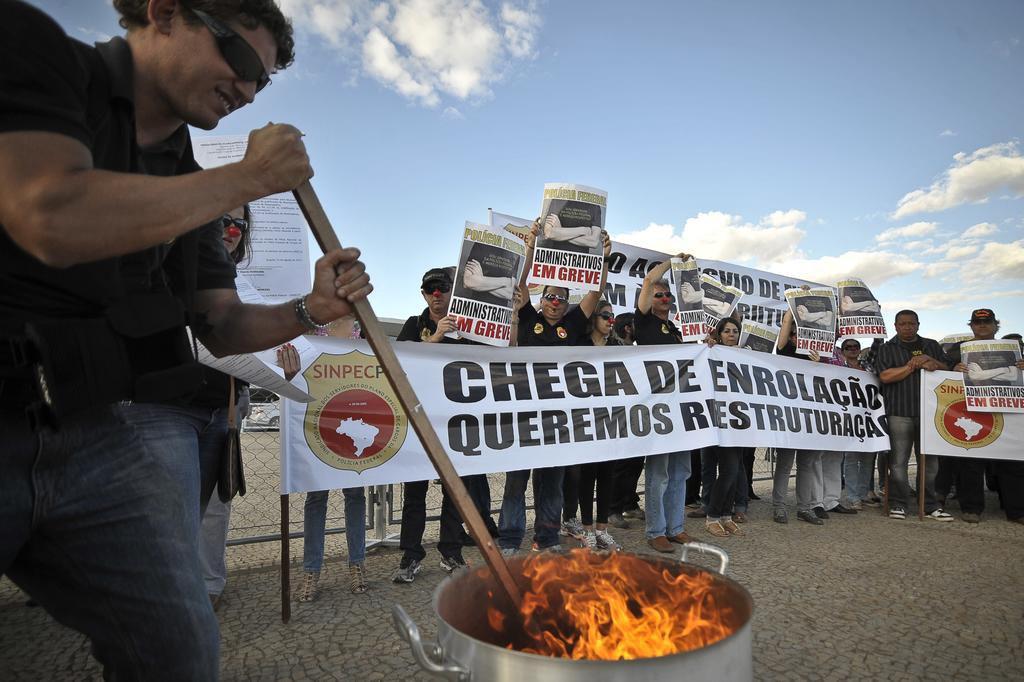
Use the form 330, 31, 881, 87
920, 370, 1024, 460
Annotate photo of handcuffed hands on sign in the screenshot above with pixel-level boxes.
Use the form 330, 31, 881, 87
786, 286, 839, 358
529, 183, 607, 291
957, 340, 1024, 413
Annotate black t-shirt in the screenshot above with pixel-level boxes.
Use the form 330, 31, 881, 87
518, 304, 589, 346
633, 309, 681, 346
0, 4, 234, 323
397, 308, 470, 344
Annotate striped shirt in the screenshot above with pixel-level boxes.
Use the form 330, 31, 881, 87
874, 335, 949, 418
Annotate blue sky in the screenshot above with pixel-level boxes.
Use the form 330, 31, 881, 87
34, 0, 1024, 339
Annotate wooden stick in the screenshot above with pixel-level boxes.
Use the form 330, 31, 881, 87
293, 182, 523, 610
917, 452, 926, 521
281, 494, 291, 623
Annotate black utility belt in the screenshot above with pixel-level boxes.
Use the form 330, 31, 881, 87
1, 292, 204, 429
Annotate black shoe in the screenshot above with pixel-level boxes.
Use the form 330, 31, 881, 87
830, 504, 857, 515
748, 490, 761, 500
461, 531, 475, 546
797, 510, 824, 525
813, 506, 829, 519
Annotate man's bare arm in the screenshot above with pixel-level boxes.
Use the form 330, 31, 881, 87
0, 125, 309, 267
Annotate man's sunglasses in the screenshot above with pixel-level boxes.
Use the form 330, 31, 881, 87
422, 281, 451, 295
192, 9, 271, 92
542, 294, 568, 303
842, 344, 861, 351
597, 312, 615, 321
653, 292, 674, 299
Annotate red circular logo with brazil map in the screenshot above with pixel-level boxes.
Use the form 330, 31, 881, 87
318, 389, 396, 461
933, 378, 1002, 450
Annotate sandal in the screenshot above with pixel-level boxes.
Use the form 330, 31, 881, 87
349, 563, 368, 594
722, 519, 746, 536
298, 571, 320, 602
733, 511, 748, 523
705, 520, 729, 538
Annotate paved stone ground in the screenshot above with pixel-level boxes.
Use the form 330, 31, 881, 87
2, 480, 1023, 681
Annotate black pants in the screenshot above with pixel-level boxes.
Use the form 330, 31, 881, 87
400, 479, 473, 563
579, 460, 614, 525
997, 460, 1024, 520
685, 450, 703, 505
743, 449, 755, 495
936, 456, 986, 514
609, 456, 644, 515
562, 464, 581, 521
708, 446, 742, 519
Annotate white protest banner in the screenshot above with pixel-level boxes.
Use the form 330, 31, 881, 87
192, 135, 311, 302
529, 184, 606, 292
448, 222, 526, 346
700, 273, 743, 334
785, 287, 838, 358
960, 340, 1024, 413
920, 371, 1024, 461
280, 337, 890, 492
940, 333, 974, 347
836, 278, 886, 342
739, 319, 779, 353
670, 257, 704, 341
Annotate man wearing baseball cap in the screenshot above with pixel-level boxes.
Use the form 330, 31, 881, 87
944, 309, 1024, 524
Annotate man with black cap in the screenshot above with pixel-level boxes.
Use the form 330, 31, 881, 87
391, 267, 498, 582
943, 309, 1024, 523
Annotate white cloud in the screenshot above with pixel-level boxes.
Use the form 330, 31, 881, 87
943, 244, 978, 260
765, 251, 922, 287
939, 129, 957, 137
892, 141, 1024, 218
442, 106, 465, 120
961, 222, 998, 240
923, 262, 957, 278
613, 210, 806, 264
874, 221, 938, 243
280, 0, 542, 106
887, 288, 1024, 313
959, 240, 1024, 282
903, 240, 932, 251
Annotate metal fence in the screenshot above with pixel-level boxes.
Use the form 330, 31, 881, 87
229, 434, 802, 546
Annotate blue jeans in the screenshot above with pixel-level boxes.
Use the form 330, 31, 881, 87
120, 403, 228, 545
1, 406, 219, 679
303, 488, 366, 572
843, 452, 874, 504
498, 467, 564, 550
887, 416, 941, 512
645, 451, 691, 539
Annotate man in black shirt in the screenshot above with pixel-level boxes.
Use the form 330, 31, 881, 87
0, 2, 370, 678
875, 309, 951, 521
391, 268, 497, 581
497, 224, 610, 552
633, 253, 694, 553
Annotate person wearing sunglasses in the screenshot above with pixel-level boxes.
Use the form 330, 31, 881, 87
496, 222, 612, 555
633, 252, 696, 553
0, 3, 375, 678
389, 267, 499, 583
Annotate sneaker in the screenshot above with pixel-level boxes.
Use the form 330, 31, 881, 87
733, 511, 748, 524
622, 507, 646, 520
797, 510, 824, 526
829, 504, 857, 515
298, 571, 320, 602
862, 496, 881, 508
391, 560, 422, 583
531, 542, 562, 552
646, 536, 674, 553
849, 500, 863, 512
439, 555, 467, 573
348, 563, 368, 594
560, 517, 586, 540
595, 529, 620, 550
889, 507, 906, 519
722, 519, 746, 536
582, 530, 598, 550
685, 501, 702, 509
773, 508, 789, 524
705, 520, 730, 537
927, 508, 954, 522
813, 506, 829, 519
962, 512, 981, 524
607, 513, 630, 529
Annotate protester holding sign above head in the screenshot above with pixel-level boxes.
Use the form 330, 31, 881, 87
634, 253, 694, 553
940, 309, 1024, 524
875, 310, 952, 521
497, 223, 611, 554
0, 2, 372, 677
391, 267, 497, 582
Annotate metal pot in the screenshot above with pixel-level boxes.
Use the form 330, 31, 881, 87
393, 542, 753, 681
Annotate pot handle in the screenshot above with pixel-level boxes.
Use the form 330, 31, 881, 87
392, 605, 471, 681
680, 542, 730, 575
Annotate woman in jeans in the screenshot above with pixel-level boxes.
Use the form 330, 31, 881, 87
703, 317, 748, 538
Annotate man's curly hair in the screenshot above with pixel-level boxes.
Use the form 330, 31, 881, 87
113, 0, 294, 70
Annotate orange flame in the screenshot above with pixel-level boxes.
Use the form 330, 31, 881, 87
486, 550, 735, 660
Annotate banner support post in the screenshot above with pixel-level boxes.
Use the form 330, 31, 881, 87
281, 494, 291, 623
917, 453, 926, 520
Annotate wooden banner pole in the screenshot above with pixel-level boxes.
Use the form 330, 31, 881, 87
918, 453, 926, 520
281, 494, 291, 623
293, 182, 523, 610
